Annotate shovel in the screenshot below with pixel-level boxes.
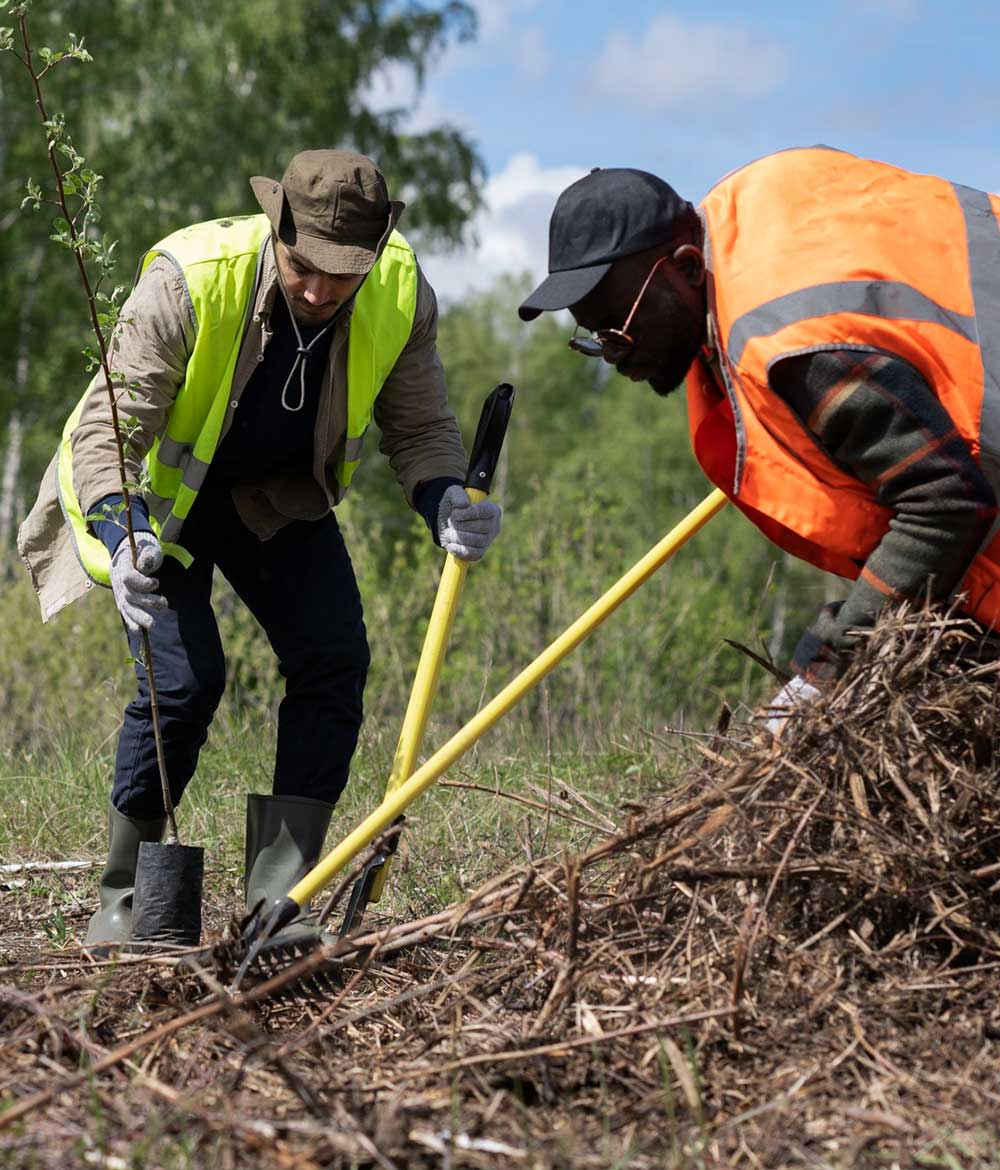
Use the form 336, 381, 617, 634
222, 383, 515, 981
235, 486, 728, 975
338, 382, 515, 936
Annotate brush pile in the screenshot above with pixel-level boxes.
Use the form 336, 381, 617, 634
3, 605, 1000, 1168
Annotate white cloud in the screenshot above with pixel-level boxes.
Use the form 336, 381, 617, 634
591, 15, 790, 111
420, 152, 587, 302
516, 24, 551, 84
447, 0, 547, 84
360, 61, 418, 113
359, 60, 471, 135
473, 0, 541, 42
360, 2, 549, 132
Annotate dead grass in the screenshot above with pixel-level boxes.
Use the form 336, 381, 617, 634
3, 604, 1000, 1168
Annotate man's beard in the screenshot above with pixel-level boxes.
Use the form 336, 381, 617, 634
643, 285, 705, 398
647, 371, 684, 398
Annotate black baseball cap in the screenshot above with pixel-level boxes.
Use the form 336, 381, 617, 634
519, 167, 691, 322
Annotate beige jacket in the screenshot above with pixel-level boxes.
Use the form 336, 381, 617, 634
18, 236, 468, 621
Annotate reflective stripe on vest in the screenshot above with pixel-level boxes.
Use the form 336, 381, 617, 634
58, 214, 417, 585
688, 146, 1000, 628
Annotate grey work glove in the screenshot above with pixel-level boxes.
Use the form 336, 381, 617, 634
110, 531, 167, 633
764, 674, 821, 737
436, 484, 502, 561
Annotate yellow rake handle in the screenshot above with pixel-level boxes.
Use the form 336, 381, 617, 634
288, 487, 728, 910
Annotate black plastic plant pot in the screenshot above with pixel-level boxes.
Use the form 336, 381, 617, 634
131, 841, 204, 945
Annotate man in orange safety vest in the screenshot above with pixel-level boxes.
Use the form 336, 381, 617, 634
520, 147, 1000, 728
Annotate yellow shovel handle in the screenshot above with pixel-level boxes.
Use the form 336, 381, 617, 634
288, 487, 728, 909
382, 487, 486, 798
365, 490, 484, 905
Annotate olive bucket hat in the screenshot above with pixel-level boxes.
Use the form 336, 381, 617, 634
250, 149, 404, 275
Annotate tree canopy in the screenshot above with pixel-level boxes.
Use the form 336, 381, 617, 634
0, 0, 483, 491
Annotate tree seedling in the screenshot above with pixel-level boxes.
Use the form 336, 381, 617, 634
4, 2, 204, 943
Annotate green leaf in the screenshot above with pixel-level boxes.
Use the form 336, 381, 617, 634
65, 33, 91, 61
21, 178, 42, 211
84, 500, 125, 524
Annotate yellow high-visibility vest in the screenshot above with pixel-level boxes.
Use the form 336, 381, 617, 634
57, 214, 417, 585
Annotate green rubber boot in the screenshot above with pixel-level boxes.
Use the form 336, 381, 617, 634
84, 802, 167, 946
244, 793, 334, 920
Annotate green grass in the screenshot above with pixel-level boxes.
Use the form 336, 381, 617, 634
0, 703, 687, 940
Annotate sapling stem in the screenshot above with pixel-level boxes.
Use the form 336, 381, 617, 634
11, 10, 179, 844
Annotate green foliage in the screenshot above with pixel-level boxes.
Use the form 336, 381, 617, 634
40, 906, 68, 945
3, 3, 193, 833
328, 275, 833, 748
0, 16, 836, 781
0, 277, 835, 766
0, 0, 484, 492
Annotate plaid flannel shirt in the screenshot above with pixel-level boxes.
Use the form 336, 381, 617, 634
767, 349, 998, 684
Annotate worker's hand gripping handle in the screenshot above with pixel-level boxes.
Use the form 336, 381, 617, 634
463, 382, 514, 500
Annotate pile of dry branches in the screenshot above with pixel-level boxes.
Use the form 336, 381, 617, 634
3, 605, 1000, 1168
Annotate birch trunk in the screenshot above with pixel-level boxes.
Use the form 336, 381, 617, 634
0, 412, 22, 551
0, 247, 41, 553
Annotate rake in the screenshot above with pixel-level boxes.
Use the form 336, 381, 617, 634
221, 483, 729, 990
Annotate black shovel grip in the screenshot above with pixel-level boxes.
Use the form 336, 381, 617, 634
463, 383, 515, 494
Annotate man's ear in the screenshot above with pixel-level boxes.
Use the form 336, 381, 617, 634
672, 243, 706, 288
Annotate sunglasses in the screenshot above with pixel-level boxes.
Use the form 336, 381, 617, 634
568, 254, 673, 361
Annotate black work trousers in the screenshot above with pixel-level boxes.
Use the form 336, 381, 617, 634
111, 490, 370, 819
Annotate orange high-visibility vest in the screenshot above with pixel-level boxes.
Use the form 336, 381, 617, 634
688, 146, 1000, 627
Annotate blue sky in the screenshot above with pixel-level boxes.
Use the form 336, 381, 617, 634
366, 0, 1000, 300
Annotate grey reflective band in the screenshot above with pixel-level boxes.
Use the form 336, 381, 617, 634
141, 449, 211, 545
702, 219, 748, 494
953, 182, 1000, 505
157, 435, 195, 469
344, 436, 364, 462
159, 513, 184, 544
146, 428, 213, 545
180, 454, 211, 492
145, 494, 184, 544
153, 437, 211, 486
145, 492, 172, 524
726, 280, 977, 367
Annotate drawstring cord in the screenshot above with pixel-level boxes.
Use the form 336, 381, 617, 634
281, 308, 336, 412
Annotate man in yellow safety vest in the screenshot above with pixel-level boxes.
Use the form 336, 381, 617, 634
19, 150, 501, 945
